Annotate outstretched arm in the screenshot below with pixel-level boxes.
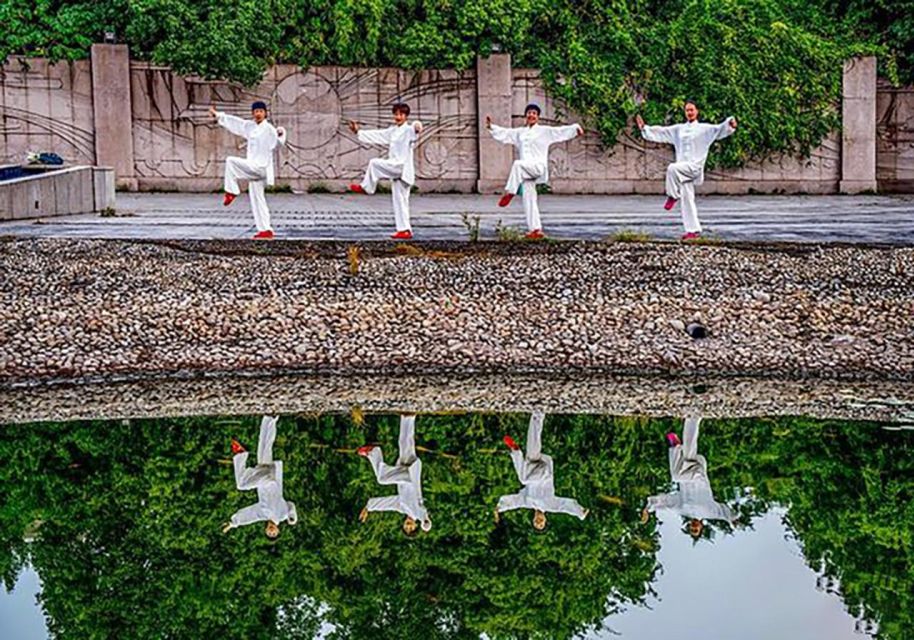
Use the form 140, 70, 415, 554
546, 124, 584, 144
214, 109, 254, 138
228, 503, 265, 528
276, 126, 287, 148
365, 495, 404, 513
638, 120, 676, 145
496, 493, 526, 514
486, 116, 519, 146
712, 116, 738, 141
355, 124, 394, 146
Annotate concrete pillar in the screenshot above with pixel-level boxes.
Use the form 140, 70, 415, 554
476, 54, 514, 193
840, 56, 877, 194
91, 44, 136, 190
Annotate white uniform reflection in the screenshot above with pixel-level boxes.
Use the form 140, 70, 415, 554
223, 415, 298, 539
644, 416, 737, 539
359, 415, 431, 536
496, 411, 589, 530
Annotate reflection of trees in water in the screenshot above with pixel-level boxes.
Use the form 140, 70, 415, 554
0, 414, 910, 639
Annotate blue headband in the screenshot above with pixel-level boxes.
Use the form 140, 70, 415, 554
251, 101, 268, 112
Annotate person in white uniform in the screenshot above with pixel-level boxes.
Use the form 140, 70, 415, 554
495, 411, 589, 530
358, 414, 432, 536
210, 101, 287, 240
486, 104, 583, 240
222, 415, 298, 539
641, 416, 738, 539
636, 101, 737, 240
348, 103, 423, 240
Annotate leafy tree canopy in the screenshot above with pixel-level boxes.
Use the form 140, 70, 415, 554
0, 0, 903, 166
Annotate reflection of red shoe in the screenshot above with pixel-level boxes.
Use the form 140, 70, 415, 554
498, 193, 514, 207
349, 184, 366, 194
525, 229, 545, 240
253, 230, 275, 240
231, 439, 246, 455
223, 193, 237, 206
664, 197, 677, 211
391, 230, 413, 240
666, 433, 681, 447
503, 435, 520, 451
681, 232, 700, 241
357, 445, 376, 457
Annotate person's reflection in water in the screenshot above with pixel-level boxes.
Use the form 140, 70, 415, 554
641, 416, 737, 539
222, 415, 298, 539
495, 411, 589, 530
358, 414, 432, 536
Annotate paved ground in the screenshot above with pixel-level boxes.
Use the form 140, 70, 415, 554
2, 192, 913, 243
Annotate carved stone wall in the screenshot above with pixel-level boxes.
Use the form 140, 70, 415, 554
877, 81, 914, 193
0, 50, 904, 194
130, 63, 477, 192
0, 58, 95, 167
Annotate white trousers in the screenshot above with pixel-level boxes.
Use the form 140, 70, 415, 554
665, 162, 702, 233
225, 156, 272, 232
233, 415, 278, 488
510, 411, 547, 482
367, 415, 417, 483
669, 417, 707, 482
360, 158, 411, 231
505, 160, 546, 231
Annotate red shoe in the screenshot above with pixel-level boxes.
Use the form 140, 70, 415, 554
391, 230, 413, 240
498, 193, 514, 207
231, 439, 246, 455
349, 184, 367, 194
223, 193, 237, 206
253, 230, 275, 240
503, 435, 520, 451
666, 433, 682, 447
681, 232, 700, 241
664, 197, 677, 211
357, 445, 376, 457
525, 229, 545, 240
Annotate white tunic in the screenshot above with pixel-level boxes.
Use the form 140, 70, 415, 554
216, 112, 283, 185
497, 451, 587, 519
357, 122, 421, 186
489, 123, 581, 184
365, 457, 428, 522
230, 454, 298, 527
640, 118, 735, 186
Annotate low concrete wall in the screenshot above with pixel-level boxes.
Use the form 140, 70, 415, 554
0, 166, 115, 220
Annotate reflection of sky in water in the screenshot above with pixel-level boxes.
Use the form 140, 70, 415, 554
0, 510, 869, 640
0, 412, 903, 639
0, 567, 47, 640
600, 508, 863, 640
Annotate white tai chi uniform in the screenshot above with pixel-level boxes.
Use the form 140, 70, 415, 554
640, 118, 735, 234
496, 411, 588, 519
364, 415, 429, 524
357, 122, 421, 233
489, 123, 580, 231
216, 112, 287, 233
645, 417, 737, 524
228, 415, 298, 529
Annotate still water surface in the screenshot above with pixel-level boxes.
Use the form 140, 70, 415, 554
1, 411, 909, 639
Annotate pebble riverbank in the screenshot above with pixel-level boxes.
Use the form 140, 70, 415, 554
1, 237, 912, 386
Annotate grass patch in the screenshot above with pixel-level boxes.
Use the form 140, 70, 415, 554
306, 182, 331, 193
265, 183, 293, 194
608, 229, 651, 243
461, 212, 481, 242
494, 220, 526, 242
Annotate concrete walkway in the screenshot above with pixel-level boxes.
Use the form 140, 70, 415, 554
2, 192, 913, 244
